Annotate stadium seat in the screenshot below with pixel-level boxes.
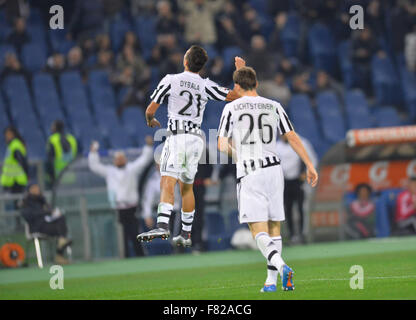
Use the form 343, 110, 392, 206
134, 16, 156, 60
88, 70, 117, 111
371, 55, 402, 105
205, 212, 231, 251
48, 29, 75, 54
308, 23, 337, 75
281, 13, 301, 58
399, 67, 416, 120
344, 90, 373, 129
33, 73, 64, 118
21, 43, 47, 73
316, 91, 346, 143
373, 107, 401, 127
110, 19, 132, 52
375, 189, 402, 237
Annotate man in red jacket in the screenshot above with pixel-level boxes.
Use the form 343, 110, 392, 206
395, 176, 416, 234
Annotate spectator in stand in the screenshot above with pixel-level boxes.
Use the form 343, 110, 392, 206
351, 28, 384, 94
315, 70, 343, 97
91, 50, 114, 72
179, 0, 225, 45
366, 0, 386, 38
257, 72, 291, 105
88, 136, 154, 258
96, 33, 112, 53
246, 35, 276, 80
395, 176, 416, 234
156, 0, 182, 36
115, 45, 150, 109
66, 46, 85, 74
269, 12, 287, 54
130, 0, 157, 16
160, 48, 184, 75
20, 183, 72, 265
216, 2, 246, 50
390, 2, 414, 54
240, 6, 262, 42
66, 0, 104, 41
7, 17, 30, 54
278, 57, 297, 79
122, 31, 141, 53
292, 71, 313, 97
44, 53, 66, 81
0, 52, 29, 83
346, 183, 375, 239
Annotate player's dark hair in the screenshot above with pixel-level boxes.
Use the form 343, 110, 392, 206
409, 176, 416, 182
233, 67, 257, 91
186, 45, 208, 72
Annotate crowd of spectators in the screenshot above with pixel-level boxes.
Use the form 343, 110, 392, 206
1, 0, 416, 116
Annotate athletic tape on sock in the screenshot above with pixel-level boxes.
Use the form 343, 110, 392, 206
157, 202, 173, 225
181, 210, 194, 232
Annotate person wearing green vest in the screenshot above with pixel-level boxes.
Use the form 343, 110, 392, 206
1, 126, 29, 194
46, 120, 78, 185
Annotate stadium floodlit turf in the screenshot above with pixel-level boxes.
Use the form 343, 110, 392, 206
0, 236, 415, 300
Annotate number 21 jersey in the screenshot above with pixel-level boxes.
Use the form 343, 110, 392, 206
150, 71, 230, 133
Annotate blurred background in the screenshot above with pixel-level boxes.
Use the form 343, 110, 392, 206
0, 0, 416, 267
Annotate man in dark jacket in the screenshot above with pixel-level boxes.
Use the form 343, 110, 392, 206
20, 183, 72, 264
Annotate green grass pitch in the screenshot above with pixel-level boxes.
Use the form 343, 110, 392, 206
1, 236, 415, 300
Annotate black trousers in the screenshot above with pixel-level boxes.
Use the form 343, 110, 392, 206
284, 179, 304, 237
192, 186, 206, 249
117, 206, 144, 258
37, 216, 68, 237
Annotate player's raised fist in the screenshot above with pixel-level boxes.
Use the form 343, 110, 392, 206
235, 56, 246, 70
147, 118, 161, 128
145, 135, 154, 146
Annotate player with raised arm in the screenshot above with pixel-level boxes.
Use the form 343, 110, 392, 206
217, 67, 318, 292
137, 45, 245, 247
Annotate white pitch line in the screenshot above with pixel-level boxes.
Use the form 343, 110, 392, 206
121, 275, 416, 299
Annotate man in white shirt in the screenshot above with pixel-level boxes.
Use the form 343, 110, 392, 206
277, 134, 318, 243
88, 136, 154, 258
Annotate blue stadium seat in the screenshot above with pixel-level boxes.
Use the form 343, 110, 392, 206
107, 125, 135, 149
373, 107, 401, 127
33, 73, 64, 119
110, 19, 132, 52
371, 55, 402, 105
88, 70, 117, 111
375, 189, 402, 237
205, 212, 231, 251
59, 71, 93, 123
316, 91, 346, 143
134, 16, 156, 60
337, 40, 355, 88
308, 23, 337, 75
281, 13, 300, 58
21, 41, 47, 73
344, 90, 373, 129
48, 29, 75, 54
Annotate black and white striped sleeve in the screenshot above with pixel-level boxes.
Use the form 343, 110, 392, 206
276, 104, 294, 135
150, 75, 171, 104
205, 79, 230, 101
218, 104, 233, 138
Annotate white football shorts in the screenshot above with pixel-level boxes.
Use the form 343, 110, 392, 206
159, 133, 204, 184
237, 165, 285, 224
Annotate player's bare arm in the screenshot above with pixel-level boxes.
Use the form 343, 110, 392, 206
284, 131, 318, 187
224, 57, 246, 101
145, 101, 162, 128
